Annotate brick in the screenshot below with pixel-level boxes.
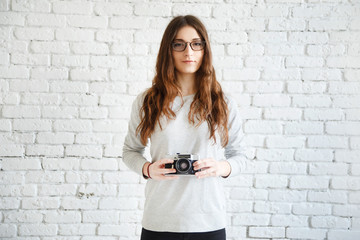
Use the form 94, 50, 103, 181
14, 27, 53, 40
61, 198, 98, 210
304, 109, 344, 121
333, 205, 360, 217
329, 82, 360, 94
54, 120, 92, 132
81, 158, 118, 171
90, 56, 126, 69
42, 158, 80, 171
11, 53, 49, 65
307, 45, 345, 57
22, 197, 60, 209
58, 224, 96, 235
0, 172, 23, 184
269, 162, 307, 175
213, 4, 251, 18
267, 44, 304, 56
211, 32, 248, 44
4, 210, 43, 223
326, 122, 360, 135
70, 68, 107, 81
333, 96, 360, 108
308, 136, 348, 148
99, 197, 138, 210
244, 120, 282, 134
65, 145, 102, 158
97, 30, 133, 43
310, 19, 348, 31
53, 1, 91, 14
254, 202, 291, 214
38, 184, 77, 196
52, 55, 89, 67
246, 81, 284, 93
292, 95, 332, 107
266, 136, 306, 148
271, 214, 308, 227
26, 145, 64, 157
83, 211, 119, 223
27, 13, 65, 27
0, 224, 16, 237
349, 192, 360, 203
44, 211, 81, 223
344, 69, 360, 81
252, 5, 289, 17
227, 44, 264, 56
55, 29, 94, 41
12, 0, 50, 12
269, 18, 306, 31
255, 175, 288, 188
223, 69, 260, 81
264, 108, 302, 120
0, 197, 20, 209
71, 42, 109, 55
310, 163, 348, 175
94, 3, 132, 16
284, 121, 324, 135
308, 190, 347, 204
331, 177, 360, 190
257, 149, 294, 161
25, 171, 64, 184
173, 4, 212, 17
246, 56, 282, 69
0, 12, 25, 25
65, 171, 102, 184
233, 213, 270, 225
286, 228, 326, 239
2, 158, 41, 170
0, 144, 24, 157
249, 226, 285, 238
352, 164, 360, 176
289, 32, 328, 44
328, 230, 360, 240
230, 188, 267, 200
303, 68, 342, 81
67, 16, 107, 29
253, 94, 291, 107
290, 176, 329, 190
0, 66, 29, 78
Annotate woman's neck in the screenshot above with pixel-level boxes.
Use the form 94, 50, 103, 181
176, 72, 197, 96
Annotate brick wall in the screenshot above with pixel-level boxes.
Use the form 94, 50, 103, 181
0, 0, 360, 239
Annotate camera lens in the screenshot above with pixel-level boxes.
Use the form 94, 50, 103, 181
176, 158, 191, 173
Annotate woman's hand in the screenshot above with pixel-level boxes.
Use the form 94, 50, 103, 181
193, 158, 231, 179
143, 159, 179, 180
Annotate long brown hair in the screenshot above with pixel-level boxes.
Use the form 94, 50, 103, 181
136, 15, 229, 147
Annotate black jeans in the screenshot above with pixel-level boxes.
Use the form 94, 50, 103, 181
140, 228, 226, 240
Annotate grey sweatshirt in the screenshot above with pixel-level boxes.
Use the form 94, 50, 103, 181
122, 92, 247, 232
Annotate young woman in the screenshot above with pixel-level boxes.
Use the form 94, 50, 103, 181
123, 15, 245, 240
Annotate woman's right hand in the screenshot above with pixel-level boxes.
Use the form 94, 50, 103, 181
143, 159, 179, 180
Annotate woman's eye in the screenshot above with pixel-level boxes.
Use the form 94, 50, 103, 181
174, 43, 184, 47
193, 42, 202, 46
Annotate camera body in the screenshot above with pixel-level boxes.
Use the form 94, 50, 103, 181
165, 153, 200, 175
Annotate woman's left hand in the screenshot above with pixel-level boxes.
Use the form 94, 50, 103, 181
193, 158, 231, 179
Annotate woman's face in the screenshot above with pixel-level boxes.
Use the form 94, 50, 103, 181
172, 26, 204, 76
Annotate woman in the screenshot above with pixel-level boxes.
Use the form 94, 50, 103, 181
123, 15, 245, 240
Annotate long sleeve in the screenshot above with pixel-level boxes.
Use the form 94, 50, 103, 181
122, 93, 148, 176
224, 96, 249, 177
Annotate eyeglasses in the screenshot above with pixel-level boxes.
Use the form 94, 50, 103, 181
171, 41, 206, 52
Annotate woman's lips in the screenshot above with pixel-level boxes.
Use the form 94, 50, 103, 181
182, 60, 195, 63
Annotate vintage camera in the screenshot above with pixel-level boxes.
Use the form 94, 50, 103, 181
165, 153, 200, 175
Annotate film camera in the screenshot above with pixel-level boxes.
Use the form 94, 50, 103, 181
165, 153, 200, 175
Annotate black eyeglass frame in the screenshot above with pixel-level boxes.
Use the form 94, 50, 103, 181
171, 41, 206, 52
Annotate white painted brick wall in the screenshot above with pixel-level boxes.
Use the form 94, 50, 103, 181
0, 0, 360, 239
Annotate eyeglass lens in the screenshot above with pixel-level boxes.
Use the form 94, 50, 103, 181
172, 41, 205, 51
